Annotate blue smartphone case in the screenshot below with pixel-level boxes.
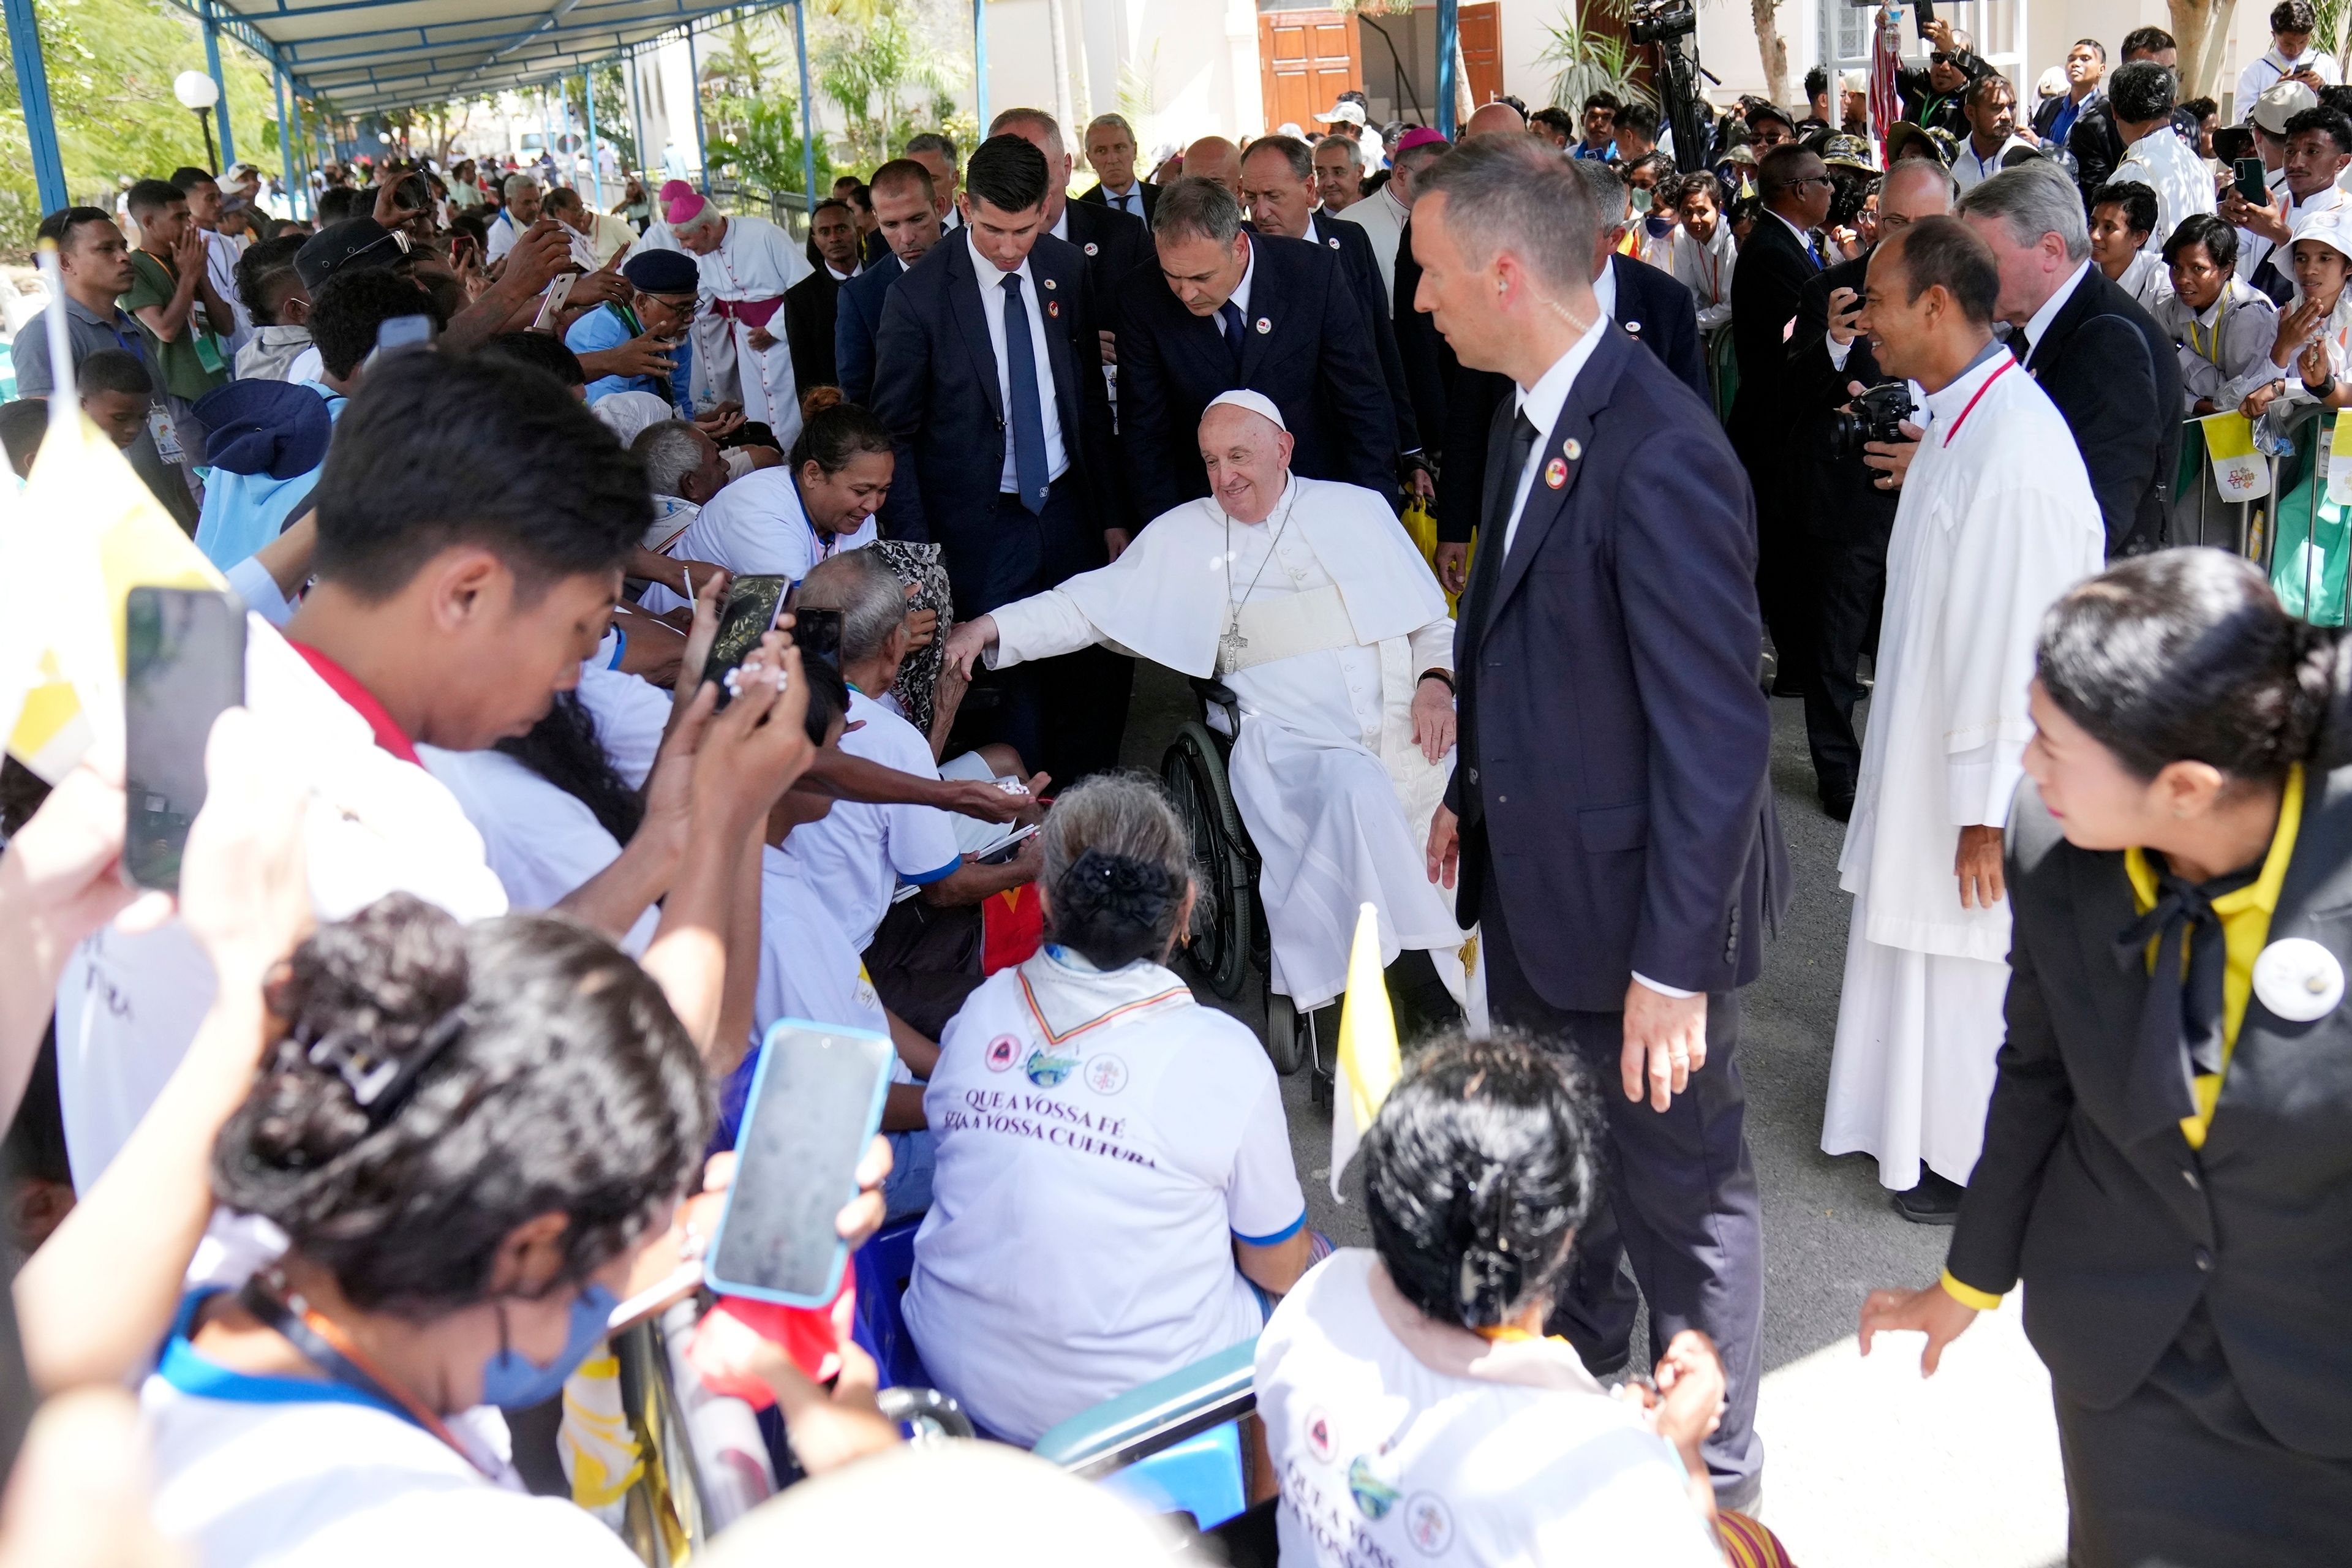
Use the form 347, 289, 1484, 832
701, 1017, 895, 1310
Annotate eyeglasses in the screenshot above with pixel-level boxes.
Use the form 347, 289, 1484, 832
1778, 175, 1834, 192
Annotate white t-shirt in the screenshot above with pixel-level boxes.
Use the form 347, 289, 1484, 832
417, 746, 658, 956
903, 949, 1306, 1445
143, 1310, 636, 1568
639, 467, 880, 616
1256, 1250, 1721, 1567
777, 689, 960, 954
574, 659, 672, 790
758, 843, 888, 1040
53, 622, 508, 1192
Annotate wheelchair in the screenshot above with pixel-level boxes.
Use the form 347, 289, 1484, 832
1157, 675, 1330, 1101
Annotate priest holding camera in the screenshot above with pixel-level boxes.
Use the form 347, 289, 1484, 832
1819, 216, 2105, 1223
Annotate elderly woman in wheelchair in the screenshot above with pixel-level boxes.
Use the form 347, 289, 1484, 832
900, 773, 1317, 1449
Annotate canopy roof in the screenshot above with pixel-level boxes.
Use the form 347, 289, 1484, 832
183, 0, 775, 116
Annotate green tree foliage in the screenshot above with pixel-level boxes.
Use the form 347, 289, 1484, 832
0, 0, 287, 249
816, 7, 948, 172
699, 14, 832, 197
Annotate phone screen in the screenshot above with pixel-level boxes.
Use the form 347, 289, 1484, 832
700, 574, 790, 706
370, 314, 436, 364
123, 587, 246, 892
792, 605, 843, 666
705, 1022, 895, 1307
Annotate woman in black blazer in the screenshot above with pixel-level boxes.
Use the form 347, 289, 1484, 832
1861, 550, 2352, 1566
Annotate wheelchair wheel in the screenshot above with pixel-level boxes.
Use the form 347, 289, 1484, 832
1161, 722, 1253, 1001
1264, 992, 1305, 1077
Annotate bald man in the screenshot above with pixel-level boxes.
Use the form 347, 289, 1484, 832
1184, 136, 1243, 196
1463, 100, 1528, 138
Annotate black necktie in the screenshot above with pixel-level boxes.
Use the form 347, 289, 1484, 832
1218, 300, 1248, 382
2114, 855, 2261, 1144
1494, 411, 1539, 541
2010, 325, 2032, 364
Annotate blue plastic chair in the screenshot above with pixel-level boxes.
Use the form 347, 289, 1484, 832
849, 1223, 1254, 1528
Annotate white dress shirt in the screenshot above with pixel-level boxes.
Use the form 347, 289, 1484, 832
2018, 259, 2092, 369
1952, 134, 2034, 193
1096, 181, 1146, 218
1216, 241, 1259, 339
969, 227, 1069, 492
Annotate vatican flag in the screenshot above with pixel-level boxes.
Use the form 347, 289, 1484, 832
1330, 902, 1403, 1200
0, 282, 224, 780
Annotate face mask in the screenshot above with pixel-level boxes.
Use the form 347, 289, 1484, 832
1629, 187, 1653, 214
478, 1283, 618, 1410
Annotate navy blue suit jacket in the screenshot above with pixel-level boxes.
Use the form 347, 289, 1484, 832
1060, 200, 1147, 336
1116, 231, 1397, 527
869, 232, 1117, 613
834, 251, 905, 407
1449, 326, 1784, 1008
1608, 252, 1706, 404
1303, 209, 1420, 457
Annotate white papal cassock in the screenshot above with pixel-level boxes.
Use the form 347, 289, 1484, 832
987, 475, 1468, 1012
691, 213, 810, 447
1822, 347, 2105, 1189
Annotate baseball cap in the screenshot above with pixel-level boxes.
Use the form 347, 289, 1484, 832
2253, 78, 2320, 133
1839, 69, 1868, 94
1316, 100, 1369, 126
295, 217, 410, 290
1883, 120, 1951, 167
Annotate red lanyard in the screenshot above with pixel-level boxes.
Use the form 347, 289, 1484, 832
1940, 358, 2014, 447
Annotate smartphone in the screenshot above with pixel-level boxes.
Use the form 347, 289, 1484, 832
449, 232, 480, 268
529, 270, 581, 331
1915, 0, 1936, 37
2236, 157, 2269, 205
699, 573, 789, 707
367, 313, 436, 370
791, 605, 843, 667
2213, 126, 2255, 166
703, 1020, 895, 1309
123, 587, 246, 892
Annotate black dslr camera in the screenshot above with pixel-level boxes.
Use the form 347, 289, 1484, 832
1827, 382, 1915, 457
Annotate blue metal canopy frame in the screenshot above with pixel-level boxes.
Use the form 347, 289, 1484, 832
6, 0, 885, 218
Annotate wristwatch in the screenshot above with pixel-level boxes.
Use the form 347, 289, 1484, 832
1418, 668, 1455, 693
2306, 372, 2339, 402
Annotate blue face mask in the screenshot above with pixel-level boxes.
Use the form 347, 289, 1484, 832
478, 1283, 618, 1411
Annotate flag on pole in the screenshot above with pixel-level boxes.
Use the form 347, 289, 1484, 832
1330, 902, 1403, 1200
1869, 4, 1904, 168
1, 241, 224, 781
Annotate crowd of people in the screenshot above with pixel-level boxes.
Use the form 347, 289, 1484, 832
4, 7, 2352, 1564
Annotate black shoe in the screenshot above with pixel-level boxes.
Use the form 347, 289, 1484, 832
1891, 1172, 1966, 1225
1820, 789, 1854, 823
1770, 673, 1809, 698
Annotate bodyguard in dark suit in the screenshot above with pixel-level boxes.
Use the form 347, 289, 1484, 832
783, 197, 863, 393
1391, 214, 1460, 469
1417, 135, 1782, 1507
1730, 145, 1834, 693
1957, 163, 2181, 557
1118, 177, 1398, 528
1434, 252, 1708, 596
1862, 551, 2352, 1566
1077, 178, 1158, 222
989, 108, 1148, 360
835, 158, 951, 406
869, 134, 1128, 782
1567, 156, 1709, 401
1075, 111, 1158, 223
1783, 159, 1958, 817
1239, 134, 1424, 467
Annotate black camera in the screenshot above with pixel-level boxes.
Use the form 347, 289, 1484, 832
1628, 0, 1697, 45
1827, 382, 1915, 457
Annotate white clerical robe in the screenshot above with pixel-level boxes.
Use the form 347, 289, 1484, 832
694, 213, 811, 445
988, 476, 1469, 1012
1822, 349, 2105, 1190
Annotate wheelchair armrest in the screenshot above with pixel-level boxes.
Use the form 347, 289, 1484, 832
1188, 674, 1241, 707
1031, 1338, 1259, 1479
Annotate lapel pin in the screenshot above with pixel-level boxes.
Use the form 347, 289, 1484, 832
1047, 300, 1061, 317
1084, 241, 1099, 256
1255, 317, 1272, 333
2254, 937, 2344, 1022
1624, 319, 1642, 334
1327, 236, 1341, 249
1562, 438, 1583, 461
1042, 277, 1057, 289
1544, 456, 1568, 488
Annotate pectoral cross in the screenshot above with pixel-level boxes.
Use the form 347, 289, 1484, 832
1219, 612, 1248, 671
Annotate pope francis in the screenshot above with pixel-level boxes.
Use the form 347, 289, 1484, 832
944, 390, 1471, 1022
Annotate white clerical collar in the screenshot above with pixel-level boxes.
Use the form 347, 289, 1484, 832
1381, 184, 1409, 223
1591, 254, 1618, 320
1921, 337, 2013, 425
1513, 306, 1610, 429
2020, 258, 2092, 366
965, 224, 1036, 289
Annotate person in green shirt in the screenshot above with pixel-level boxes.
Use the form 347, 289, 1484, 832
119, 177, 233, 454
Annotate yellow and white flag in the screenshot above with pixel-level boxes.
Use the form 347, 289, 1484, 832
1330, 902, 1403, 1200
0, 277, 223, 780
